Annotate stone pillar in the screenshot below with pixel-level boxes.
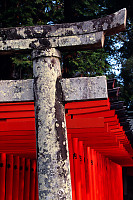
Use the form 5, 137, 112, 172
32, 48, 72, 200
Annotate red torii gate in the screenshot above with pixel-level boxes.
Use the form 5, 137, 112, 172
0, 96, 132, 199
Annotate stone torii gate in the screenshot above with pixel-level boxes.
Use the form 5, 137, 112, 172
0, 8, 127, 199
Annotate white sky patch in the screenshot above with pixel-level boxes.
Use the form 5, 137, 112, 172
107, 39, 125, 76
107, 57, 122, 76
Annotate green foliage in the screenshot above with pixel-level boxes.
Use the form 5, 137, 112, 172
65, 0, 107, 22
116, 20, 133, 109
0, 0, 64, 27
97, 0, 133, 109
11, 55, 33, 79
119, 55, 133, 109
62, 49, 111, 77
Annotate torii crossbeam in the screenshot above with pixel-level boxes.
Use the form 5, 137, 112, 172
0, 8, 126, 54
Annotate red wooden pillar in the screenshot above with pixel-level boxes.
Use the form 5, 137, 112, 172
30, 160, 36, 200
115, 163, 119, 200
67, 134, 76, 200
24, 159, 30, 200
104, 157, 109, 199
110, 162, 114, 200
86, 147, 93, 200
119, 165, 123, 200
6, 154, 13, 200
96, 152, 102, 200
19, 157, 25, 200
12, 156, 20, 200
95, 151, 100, 200
35, 171, 39, 200
84, 146, 89, 200
72, 138, 82, 200
107, 158, 112, 200
116, 164, 123, 200
99, 154, 104, 200
102, 156, 107, 200
113, 162, 118, 200
0, 153, 6, 200
91, 149, 97, 200
79, 141, 87, 200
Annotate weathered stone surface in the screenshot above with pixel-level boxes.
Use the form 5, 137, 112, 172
60, 76, 108, 101
0, 76, 108, 102
0, 79, 34, 102
32, 48, 72, 200
0, 31, 104, 53
0, 8, 126, 39
0, 8, 126, 54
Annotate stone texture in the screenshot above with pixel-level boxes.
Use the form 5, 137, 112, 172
0, 76, 108, 102
0, 79, 34, 102
32, 48, 72, 200
60, 76, 108, 101
0, 8, 126, 54
0, 31, 104, 53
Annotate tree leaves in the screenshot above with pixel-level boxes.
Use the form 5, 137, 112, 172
62, 49, 111, 78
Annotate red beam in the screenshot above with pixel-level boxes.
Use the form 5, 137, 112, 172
65, 99, 110, 109
66, 117, 104, 128
68, 105, 110, 115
